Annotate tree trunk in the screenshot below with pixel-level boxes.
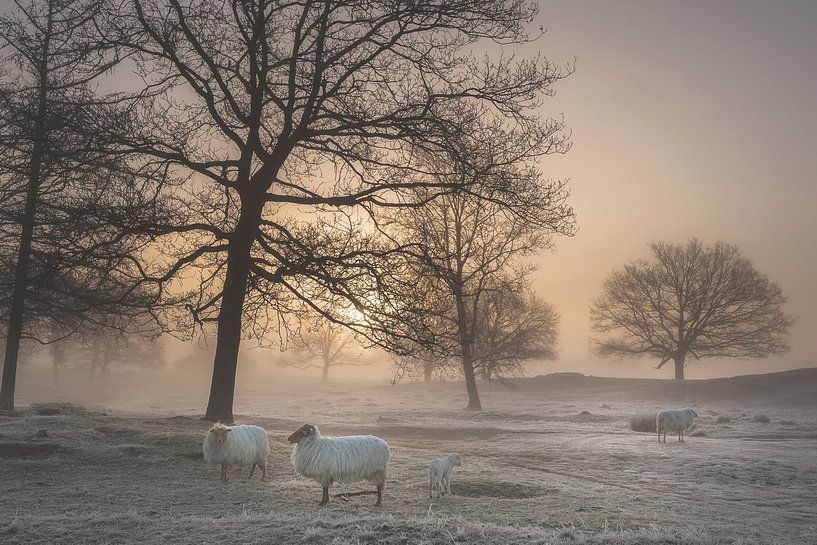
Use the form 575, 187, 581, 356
674, 354, 685, 381
0, 0, 54, 415
462, 354, 481, 410
454, 286, 482, 410
321, 360, 329, 384
203, 198, 262, 423
423, 363, 432, 383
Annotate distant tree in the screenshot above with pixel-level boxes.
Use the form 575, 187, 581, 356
392, 351, 458, 384
94, 0, 569, 422
474, 287, 559, 382
86, 331, 165, 381
589, 239, 794, 380
283, 319, 366, 384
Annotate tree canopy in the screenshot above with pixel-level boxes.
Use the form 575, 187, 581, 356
590, 239, 794, 380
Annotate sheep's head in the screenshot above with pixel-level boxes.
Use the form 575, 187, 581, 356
208, 423, 232, 444
288, 424, 317, 444
448, 453, 462, 466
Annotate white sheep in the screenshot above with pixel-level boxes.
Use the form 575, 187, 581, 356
287, 423, 390, 506
656, 408, 698, 443
203, 423, 270, 481
428, 453, 462, 498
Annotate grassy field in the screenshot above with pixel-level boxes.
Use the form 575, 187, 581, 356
1, 368, 816, 544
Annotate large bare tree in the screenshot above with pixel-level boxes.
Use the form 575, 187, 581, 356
589, 239, 794, 380
96, 0, 569, 421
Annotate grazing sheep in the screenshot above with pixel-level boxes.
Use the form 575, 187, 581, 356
428, 453, 462, 499
656, 408, 698, 443
287, 423, 390, 506
203, 423, 270, 481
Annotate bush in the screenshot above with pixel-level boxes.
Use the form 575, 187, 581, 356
630, 413, 657, 433
715, 416, 731, 424
752, 414, 771, 423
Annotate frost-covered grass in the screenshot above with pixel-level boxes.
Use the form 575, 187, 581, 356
0, 510, 724, 545
2, 370, 817, 544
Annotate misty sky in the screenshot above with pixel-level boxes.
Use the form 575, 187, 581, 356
2, 0, 814, 380
527, 1, 817, 378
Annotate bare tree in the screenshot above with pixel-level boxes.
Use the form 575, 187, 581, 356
385, 112, 574, 410
474, 286, 559, 382
0, 0, 151, 413
391, 344, 459, 384
94, 0, 569, 421
85, 330, 165, 381
590, 239, 794, 380
282, 319, 365, 384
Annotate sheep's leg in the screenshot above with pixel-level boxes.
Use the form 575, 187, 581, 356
221, 464, 228, 482
375, 482, 384, 506
248, 463, 256, 480
429, 480, 433, 500
446, 477, 453, 496
260, 464, 267, 481
320, 486, 330, 506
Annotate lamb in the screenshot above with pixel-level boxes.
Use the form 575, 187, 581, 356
428, 453, 462, 499
656, 408, 698, 443
287, 423, 390, 506
202, 423, 270, 481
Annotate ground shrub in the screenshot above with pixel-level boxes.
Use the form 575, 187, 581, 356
630, 414, 656, 433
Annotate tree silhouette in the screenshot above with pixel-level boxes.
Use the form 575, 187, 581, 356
384, 110, 574, 410
590, 239, 794, 380
95, 0, 570, 421
474, 287, 559, 382
0, 0, 161, 413
283, 319, 366, 384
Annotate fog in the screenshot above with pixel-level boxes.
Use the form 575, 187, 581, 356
528, 0, 817, 379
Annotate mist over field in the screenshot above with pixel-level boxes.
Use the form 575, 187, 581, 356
1, 0, 816, 544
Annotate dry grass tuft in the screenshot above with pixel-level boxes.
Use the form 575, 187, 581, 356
28, 403, 94, 417
630, 413, 657, 433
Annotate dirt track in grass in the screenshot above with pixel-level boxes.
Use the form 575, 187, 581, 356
1, 367, 816, 544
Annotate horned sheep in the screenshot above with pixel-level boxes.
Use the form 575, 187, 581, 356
428, 453, 462, 498
288, 423, 390, 506
203, 423, 270, 481
656, 408, 698, 443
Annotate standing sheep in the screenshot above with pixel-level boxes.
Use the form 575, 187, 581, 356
288, 423, 390, 506
428, 453, 462, 498
656, 408, 698, 443
203, 423, 270, 481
